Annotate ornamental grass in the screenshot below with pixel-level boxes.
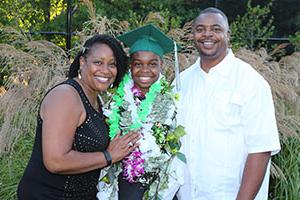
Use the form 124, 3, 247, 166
0, 11, 299, 200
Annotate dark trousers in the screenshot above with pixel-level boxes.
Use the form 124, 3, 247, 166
118, 175, 147, 200
118, 175, 178, 200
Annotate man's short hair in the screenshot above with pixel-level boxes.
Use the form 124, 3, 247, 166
195, 7, 230, 31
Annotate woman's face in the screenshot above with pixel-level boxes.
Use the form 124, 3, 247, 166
80, 43, 117, 92
130, 51, 162, 94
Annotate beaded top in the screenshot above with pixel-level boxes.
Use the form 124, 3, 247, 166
18, 79, 109, 200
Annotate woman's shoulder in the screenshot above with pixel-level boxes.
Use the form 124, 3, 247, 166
40, 82, 85, 123
46, 83, 79, 100
41, 83, 82, 112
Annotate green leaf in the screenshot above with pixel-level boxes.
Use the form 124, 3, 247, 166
168, 141, 179, 149
173, 125, 186, 138
176, 152, 187, 164
100, 175, 110, 184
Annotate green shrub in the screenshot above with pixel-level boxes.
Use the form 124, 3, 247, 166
230, 0, 274, 51
289, 32, 300, 52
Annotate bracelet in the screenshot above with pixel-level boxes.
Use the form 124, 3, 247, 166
103, 150, 112, 166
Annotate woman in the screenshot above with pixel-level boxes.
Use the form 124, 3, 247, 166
17, 34, 140, 200
97, 25, 185, 200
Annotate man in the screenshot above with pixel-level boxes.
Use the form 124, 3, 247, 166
175, 7, 280, 200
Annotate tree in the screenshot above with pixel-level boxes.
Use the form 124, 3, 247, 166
230, 0, 275, 50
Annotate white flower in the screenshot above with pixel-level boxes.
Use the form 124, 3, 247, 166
139, 134, 160, 157
96, 182, 112, 200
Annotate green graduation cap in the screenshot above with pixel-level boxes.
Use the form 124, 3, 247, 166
118, 24, 177, 57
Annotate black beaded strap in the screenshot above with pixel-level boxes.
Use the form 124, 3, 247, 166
103, 150, 112, 166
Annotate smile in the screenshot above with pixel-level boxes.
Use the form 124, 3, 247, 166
95, 76, 110, 83
200, 40, 216, 48
203, 41, 214, 45
138, 77, 151, 83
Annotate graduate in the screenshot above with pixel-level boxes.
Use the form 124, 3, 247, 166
97, 24, 185, 200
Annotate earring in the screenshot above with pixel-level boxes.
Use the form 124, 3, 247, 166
78, 69, 82, 79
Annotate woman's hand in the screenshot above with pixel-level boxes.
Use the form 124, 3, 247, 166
107, 132, 140, 163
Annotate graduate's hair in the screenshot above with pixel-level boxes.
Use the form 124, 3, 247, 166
68, 34, 128, 87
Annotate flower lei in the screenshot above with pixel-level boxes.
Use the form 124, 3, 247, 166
108, 73, 162, 138
97, 73, 186, 200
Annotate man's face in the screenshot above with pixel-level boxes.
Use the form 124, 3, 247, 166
193, 12, 229, 61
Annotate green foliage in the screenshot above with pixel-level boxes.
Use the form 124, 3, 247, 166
270, 133, 300, 200
289, 32, 300, 52
166, 125, 186, 156
143, 9, 181, 33
0, 0, 65, 33
0, 0, 78, 49
230, 0, 274, 51
0, 133, 34, 200
93, 0, 198, 30
0, 0, 45, 30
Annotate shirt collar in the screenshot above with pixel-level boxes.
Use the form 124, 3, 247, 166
198, 49, 234, 78
190, 58, 207, 79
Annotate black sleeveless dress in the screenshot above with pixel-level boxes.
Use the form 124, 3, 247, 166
17, 79, 109, 200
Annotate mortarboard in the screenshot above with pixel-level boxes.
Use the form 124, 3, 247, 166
118, 24, 177, 57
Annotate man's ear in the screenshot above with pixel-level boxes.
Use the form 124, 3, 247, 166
227, 29, 231, 39
226, 30, 231, 44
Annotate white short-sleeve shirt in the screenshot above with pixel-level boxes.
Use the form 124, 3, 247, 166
176, 49, 281, 200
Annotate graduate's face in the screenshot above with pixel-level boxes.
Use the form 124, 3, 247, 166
130, 51, 162, 94
193, 12, 230, 62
